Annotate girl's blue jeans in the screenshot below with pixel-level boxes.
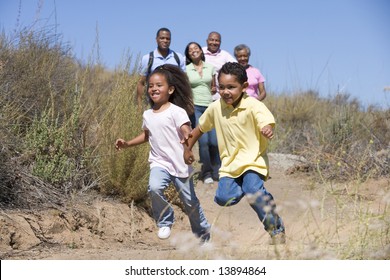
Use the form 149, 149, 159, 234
148, 167, 210, 237
215, 170, 285, 236
194, 105, 220, 180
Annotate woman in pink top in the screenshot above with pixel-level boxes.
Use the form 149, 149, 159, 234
234, 44, 267, 101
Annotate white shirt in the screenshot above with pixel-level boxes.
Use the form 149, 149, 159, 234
202, 47, 236, 100
142, 103, 192, 178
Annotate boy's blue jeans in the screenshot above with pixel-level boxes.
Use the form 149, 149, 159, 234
148, 167, 210, 237
215, 170, 285, 236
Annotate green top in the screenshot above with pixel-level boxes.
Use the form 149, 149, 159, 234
186, 62, 216, 107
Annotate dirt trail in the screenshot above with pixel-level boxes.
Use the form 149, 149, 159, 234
1, 154, 389, 260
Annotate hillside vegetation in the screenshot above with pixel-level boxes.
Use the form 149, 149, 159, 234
0, 28, 389, 210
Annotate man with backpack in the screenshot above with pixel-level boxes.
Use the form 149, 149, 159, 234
136, 27, 186, 108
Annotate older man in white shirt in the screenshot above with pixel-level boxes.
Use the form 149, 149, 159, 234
202, 31, 236, 100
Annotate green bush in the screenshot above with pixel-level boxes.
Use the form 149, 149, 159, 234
24, 92, 83, 186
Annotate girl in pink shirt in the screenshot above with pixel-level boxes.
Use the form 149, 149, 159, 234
115, 65, 210, 243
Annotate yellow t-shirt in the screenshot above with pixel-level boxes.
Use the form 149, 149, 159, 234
198, 94, 275, 179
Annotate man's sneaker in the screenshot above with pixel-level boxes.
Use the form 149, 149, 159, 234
204, 177, 214, 184
158, 226, 171, 239
269, 232, 286, 245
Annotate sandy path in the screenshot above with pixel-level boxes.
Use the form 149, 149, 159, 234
16, 169, 315, 259
2, 154, 388, 260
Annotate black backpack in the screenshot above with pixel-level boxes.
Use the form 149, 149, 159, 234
146, 51, 181, 76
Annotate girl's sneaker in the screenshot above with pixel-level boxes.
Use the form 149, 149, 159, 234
204, 177, 214, 184
158, 226, 171, 239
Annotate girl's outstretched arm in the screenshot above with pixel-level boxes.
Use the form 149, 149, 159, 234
115, 130, 149, 150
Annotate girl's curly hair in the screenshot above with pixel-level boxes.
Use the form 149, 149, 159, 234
148, 64, 194, 115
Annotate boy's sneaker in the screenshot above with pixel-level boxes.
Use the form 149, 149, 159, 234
199, 232, 211, 245
158, 226, 171, 239
269, 232, 286, 245
204, 177, 214, 184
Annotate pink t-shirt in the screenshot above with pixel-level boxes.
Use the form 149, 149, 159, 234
246, 66, 265, 99
142, 103, 192, 178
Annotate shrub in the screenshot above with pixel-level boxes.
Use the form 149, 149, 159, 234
266, 91, 389, 181
83, 58, 150, 203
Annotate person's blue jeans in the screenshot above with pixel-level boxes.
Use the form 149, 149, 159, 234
148, 167, 210, 237
215, 170, 285, 236
194, 105, 220, 180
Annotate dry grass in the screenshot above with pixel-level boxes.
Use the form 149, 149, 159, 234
0, 27, 149, 208
1, 26, 389, 207
0, 22, 389, 260
265, 91, 389, 182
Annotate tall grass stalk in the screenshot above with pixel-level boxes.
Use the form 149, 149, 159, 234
90, 56, 149, 203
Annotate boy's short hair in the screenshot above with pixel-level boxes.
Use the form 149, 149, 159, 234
219, 62, 248, 84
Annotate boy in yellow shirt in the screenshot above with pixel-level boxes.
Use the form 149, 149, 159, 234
184, 62, 285, 244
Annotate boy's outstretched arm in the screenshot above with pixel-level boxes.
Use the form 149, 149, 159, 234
182, 126, 204, 165
179, 122, 192, 142
115, 130, 149, 150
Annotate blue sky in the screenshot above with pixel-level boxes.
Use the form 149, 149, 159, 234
1, 0, 389, 108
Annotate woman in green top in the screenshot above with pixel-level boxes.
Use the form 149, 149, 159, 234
184, 42, 220, 184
